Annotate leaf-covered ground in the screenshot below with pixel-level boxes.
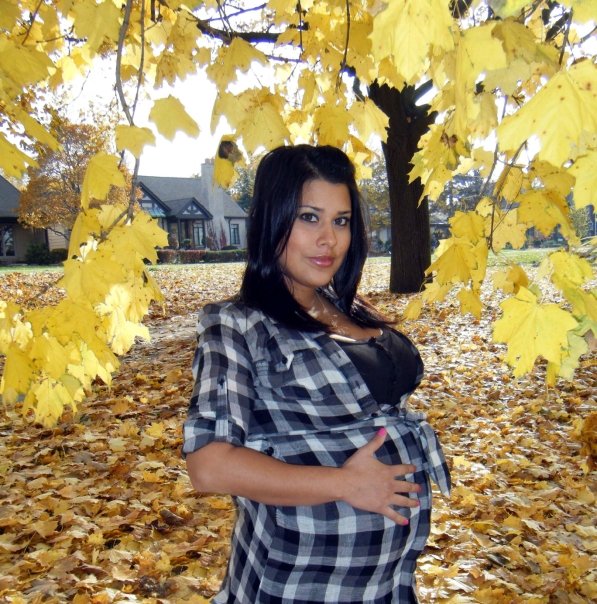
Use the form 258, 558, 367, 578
0, 260, 595, 603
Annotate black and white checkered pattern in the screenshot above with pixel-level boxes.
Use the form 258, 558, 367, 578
183, 300, 451, 603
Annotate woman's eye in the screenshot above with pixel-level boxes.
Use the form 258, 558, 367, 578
335, 216, 350, 226
298, 212, 318, 223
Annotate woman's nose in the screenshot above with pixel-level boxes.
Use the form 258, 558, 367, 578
317, 222, 337, 247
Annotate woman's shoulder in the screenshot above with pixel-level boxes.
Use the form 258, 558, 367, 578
197, 297, 278, 334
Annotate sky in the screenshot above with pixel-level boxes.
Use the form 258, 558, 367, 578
67, 64, 227, 179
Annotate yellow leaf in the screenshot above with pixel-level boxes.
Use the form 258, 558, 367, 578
115, 125, 156, 158
313, 104, 352, 148
454, 23, 507, 138
71, 0, 121, 53
492, 265, 529, 294
421, 280, 453, 303
80, 153, 126, 209
206, 38, 268, 90
450, 211, 486, 243
149, 96, 200, 141
540, 250, 594, 289
457, 288, 482, 318
491, 208, 528, 252
569, 151, 597, 209
370, 0, 454, 83
240, 93, 290, 154
516, 189, 574, 240
0, 39, 53, 87
559, 0, 597, 23
498, 60, 597, 167
349, 98, 389, 144
402, 298, 423, 321
427, 237, 488, 287
0, 133, 36, 178
145, 422, 165, 438
493, 287, 578, 377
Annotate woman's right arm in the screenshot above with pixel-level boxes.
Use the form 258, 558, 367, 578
186, 428, 421, 526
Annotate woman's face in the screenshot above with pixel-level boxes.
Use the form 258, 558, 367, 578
279, 179, 352, 307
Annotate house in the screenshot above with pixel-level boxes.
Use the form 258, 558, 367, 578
0, 175, 46, 263
137, 160, 248, 249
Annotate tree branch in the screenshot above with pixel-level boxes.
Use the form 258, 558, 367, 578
21, 0, 44, 45
115, 0, 135, 126
558, 8, 573, 66
336, 0, 351, 92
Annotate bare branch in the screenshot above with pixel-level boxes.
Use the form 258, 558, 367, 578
558, 9, 573, 66
21, 0, 44, 45
336, 0, 351, 92
115, 0, 135, 126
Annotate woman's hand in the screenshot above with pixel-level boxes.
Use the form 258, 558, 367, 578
340, 428, 421, 525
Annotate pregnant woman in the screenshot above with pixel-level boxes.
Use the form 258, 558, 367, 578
183, 144, 450, 603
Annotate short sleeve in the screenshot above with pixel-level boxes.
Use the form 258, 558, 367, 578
182, 303, 257, 456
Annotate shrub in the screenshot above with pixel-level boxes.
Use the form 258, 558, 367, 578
25, 243, 52, 265
178, 249, 206, 264
157, 249, 178, 264
202, 249, 247, 263
49, 248, 68, 264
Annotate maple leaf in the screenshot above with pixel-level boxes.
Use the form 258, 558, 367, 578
80, 153, 126, 210
370, 0, 454, 84
516, 189, 575, 241
492, 265, 529, 294
348, 98, 389, 143
149, 96, 200, 141
206, 38, 268, 90
115, 125, 156, 158
238, 92, 290, 155
493, 286, 578, 377
498, 60, 597, 167
568, 151, 597, 209
457, 288, 482, 319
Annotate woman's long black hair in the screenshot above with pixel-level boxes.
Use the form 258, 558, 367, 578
239, 144, 387, 331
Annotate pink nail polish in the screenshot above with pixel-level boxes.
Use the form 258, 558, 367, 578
401, 518, 409, 526
377, 427, 387, 437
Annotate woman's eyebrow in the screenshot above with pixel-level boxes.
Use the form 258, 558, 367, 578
298, 204, 352, 215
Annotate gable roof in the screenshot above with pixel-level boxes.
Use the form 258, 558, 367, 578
137, 175, 246, 219
0, 175, 20, 218
166, 197, 213, 219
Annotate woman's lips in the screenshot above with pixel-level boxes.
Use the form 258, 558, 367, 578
309, 256, 334, 267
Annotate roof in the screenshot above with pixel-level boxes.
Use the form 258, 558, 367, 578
166, 197, 212, 219
137, 175, 247, 219
0, 175, 20, 218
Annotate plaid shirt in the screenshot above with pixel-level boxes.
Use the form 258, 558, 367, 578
183, 300, 451, 603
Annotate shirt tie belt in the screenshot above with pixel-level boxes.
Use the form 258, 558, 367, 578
383, 406, 451, 497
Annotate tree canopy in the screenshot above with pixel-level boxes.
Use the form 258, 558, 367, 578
19, 114, 129, 229
0, 0, 595, 425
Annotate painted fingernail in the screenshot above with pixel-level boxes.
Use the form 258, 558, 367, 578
401, 518, 409, 526
377, 428, 387, 437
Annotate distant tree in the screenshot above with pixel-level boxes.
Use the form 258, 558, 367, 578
19, 115, 129, 230
228, 164, 256, 213
434, 172, 485, 216
360, 157, 390, 234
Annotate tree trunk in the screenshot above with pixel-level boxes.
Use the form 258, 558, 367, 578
369, 83, 435, 294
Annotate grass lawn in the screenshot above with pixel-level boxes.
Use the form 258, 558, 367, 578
0, 246, 564, 275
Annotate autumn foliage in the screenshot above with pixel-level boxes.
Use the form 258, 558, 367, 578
0, 262, 594, 601
19, 117, 130, 229
0, 2, 595, 425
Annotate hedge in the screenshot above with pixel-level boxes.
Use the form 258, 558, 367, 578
156, 249, 247, 264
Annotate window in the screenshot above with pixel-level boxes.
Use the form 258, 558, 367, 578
0, 225, 15, 256
192, 220, 205, 247
230, 223, 240, 246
